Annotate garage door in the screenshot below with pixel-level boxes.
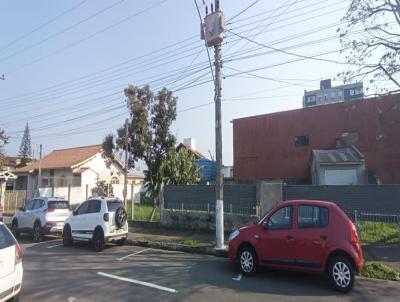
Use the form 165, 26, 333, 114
324, 169, 358, 185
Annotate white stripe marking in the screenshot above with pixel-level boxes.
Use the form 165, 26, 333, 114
47, 244, 63, 249
67, 297, 77, 302
232, 274, 242, 281
117, 248, 151, 261
97, 272, 177, 293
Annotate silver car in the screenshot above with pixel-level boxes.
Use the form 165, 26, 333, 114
11, 197, 71, 242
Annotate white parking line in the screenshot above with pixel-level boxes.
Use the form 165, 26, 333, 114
47, 244, 63, 249
67, 297, 77, 302
232, 274, 242, 281
117, 248, 151, 261
97, 272, 177, 293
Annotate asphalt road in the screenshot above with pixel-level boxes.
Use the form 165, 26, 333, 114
16, 236, 400, 302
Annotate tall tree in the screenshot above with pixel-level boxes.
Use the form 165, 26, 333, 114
102, 85, 177, 201
161, 148, 201, 186
18, 122, 32, 167
0, 128, 8, 170
338, 0, 400, 93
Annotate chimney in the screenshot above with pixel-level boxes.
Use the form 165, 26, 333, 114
183, 138, 196, 150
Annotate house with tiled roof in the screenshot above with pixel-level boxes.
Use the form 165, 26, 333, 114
13, 144, 143, 204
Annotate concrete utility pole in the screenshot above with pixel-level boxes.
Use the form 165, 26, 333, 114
123, 118, 129, 207
201, 0, 225, 249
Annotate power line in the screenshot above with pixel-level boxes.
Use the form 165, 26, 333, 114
226, 0, 261, 23
0, 0, 89, 53
0, 0, 126, 64
5, 0, 170, 75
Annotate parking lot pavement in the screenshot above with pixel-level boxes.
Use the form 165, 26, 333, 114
18, 236, 400, 302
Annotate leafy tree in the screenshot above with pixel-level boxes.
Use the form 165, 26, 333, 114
102, 85, 177, 201
91, 180, 113, 197
338, 0, 400, 92
18, 122, 32, 167
0, 128, 8, 170
161, 148, 201, 185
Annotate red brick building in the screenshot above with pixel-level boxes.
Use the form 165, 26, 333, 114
233, 94, 400, 184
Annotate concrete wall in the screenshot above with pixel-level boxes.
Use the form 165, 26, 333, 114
257, 181, 283, 216
161, 210, 258, 232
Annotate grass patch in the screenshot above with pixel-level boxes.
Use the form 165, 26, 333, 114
126, 203, 160, 222
360, 262, 400, 281
360, 221, 399, 244
181, 239, 199, 247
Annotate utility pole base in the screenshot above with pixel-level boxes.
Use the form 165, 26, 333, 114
215, 199, 225, 249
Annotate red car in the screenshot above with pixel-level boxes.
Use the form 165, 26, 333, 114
228, 200, 363, 292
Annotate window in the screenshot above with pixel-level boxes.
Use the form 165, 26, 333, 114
342, 131, 359, 142
350, 89, 355, 96
267, 206, 293, 230
107, 201, 124, 212
294, 135, 309, 147
33, 199, 45, 209
76, 201, 89, 215
41, 178, 49, 187
0, 225, 15, 250
298, 205, 329, 228
57, 175, 68, 187
48, 200, 69, 209
111, 176, 119, 184
88, 200, 101, 213
25, 199, 35, 210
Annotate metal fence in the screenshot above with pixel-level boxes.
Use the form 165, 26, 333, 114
164, 184, 257, 215
164, 202, 258, 215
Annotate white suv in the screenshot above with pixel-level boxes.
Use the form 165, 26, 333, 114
0, 222, 23, 302
11, 197, 71, 242
63, 197, 128, 252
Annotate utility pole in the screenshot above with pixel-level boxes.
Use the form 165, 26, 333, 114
123, 118, 129, 207
37, 144, 42, 196
201, 0, 225, 249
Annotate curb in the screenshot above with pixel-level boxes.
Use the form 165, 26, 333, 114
126, 238, 229, 258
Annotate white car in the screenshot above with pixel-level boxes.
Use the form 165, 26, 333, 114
11, 197, 71, 242
0, 222, 23, 302
63, 197, 128, 252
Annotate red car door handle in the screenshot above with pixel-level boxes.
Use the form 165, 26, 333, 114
320, 234, 328, 240
286, 235, 294, 240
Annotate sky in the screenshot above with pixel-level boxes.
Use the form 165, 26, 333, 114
0, 0, 396, 166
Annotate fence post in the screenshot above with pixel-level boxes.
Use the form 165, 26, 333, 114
131, 183, 134, 221
68, 185, 71, 202
354, 210, 358, 224
207, 203, 210, 214
181, 202, 184, 211
158, 185, 164, 222
397, 216, 400, 243
230, 204, 233, 213
85, 184, 89, 200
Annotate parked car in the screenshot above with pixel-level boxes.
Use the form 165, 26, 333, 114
228, 200, 363, 293
11, 197, 71, 242
0, 222, 23, 302
63, 197, 128, 252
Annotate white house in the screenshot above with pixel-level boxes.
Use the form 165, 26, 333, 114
13, 144, 144, 204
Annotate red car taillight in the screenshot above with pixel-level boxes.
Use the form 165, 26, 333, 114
103, 213, 109, 222
349, 221, 359, 245
15, 242, 23, 265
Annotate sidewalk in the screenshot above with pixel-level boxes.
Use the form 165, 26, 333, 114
363, 244, 400, 272
127, 221, 228, 257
